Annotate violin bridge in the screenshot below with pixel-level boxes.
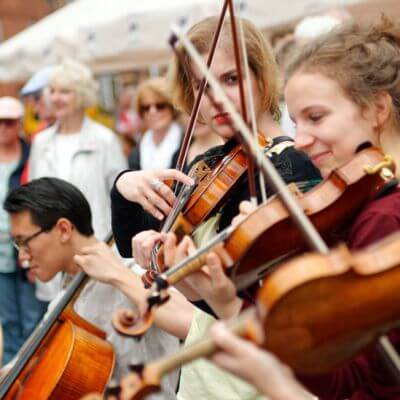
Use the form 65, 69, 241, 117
191, 160, 211, 182
287, 182, 302, 198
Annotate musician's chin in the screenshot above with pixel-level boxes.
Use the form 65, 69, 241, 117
30, 265, 51, 282
212, 123, 235, 140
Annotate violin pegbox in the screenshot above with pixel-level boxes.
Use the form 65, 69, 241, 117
119, 364, 161, 400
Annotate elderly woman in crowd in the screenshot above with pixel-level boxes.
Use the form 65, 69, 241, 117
128, 76, 182, 171
29, 60, 127, 303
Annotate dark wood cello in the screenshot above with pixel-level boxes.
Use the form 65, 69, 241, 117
117, 231, 400, 399
0, 237, 115, 399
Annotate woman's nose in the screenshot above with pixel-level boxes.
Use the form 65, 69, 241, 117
294, 127, 315, 150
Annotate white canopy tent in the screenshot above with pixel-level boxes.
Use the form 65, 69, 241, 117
0, 0, 365, 82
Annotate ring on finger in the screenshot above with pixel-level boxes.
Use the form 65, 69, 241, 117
150, 178, 164, 193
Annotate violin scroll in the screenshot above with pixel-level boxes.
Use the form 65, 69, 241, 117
112, 308, 155, 339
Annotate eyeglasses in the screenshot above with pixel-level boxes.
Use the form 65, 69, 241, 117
140, 102, 169, 115
0, 119, 18, 127
12, 228, 47, 251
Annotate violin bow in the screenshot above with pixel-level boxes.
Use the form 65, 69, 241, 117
235, 2, 268, 202
171, 0, 258, 200
171, 19, 400, 383
173, 0, 229, 173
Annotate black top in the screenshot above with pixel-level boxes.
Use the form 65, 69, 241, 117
111, 136, 322, 257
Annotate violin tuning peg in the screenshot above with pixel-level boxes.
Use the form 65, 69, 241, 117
129, 363, 145, 376
155, 274, 169, 291
169, 33, 179, 48
104, 384, 121, 398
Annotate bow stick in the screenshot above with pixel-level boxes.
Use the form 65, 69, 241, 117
236, 2, 268, 202
171, 0, 258, 200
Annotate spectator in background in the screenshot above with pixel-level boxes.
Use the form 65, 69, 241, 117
115, 86, 143, 158
0, 97, 47, 363
29, 60, 127, 303
129, 77, 182, 170
116, 86, 143, 140
20, 65, 57, 142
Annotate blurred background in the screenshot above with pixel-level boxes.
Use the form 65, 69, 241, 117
0, 0, 398, 363
0, 0, 398, 140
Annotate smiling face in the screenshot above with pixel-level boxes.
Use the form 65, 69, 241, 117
190, 48, 263, 141
285, 71, 379, 177
10, 211, 68, 282
49, 83, 80, 119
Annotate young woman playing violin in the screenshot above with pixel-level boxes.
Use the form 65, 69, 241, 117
191, 16, 400, 400
110, 15, 321, 264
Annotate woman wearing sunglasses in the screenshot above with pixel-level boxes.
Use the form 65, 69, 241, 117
128, 77, 183, 171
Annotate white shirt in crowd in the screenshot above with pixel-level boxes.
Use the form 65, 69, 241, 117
53, 131, 81, 181
140, 122, 181, 170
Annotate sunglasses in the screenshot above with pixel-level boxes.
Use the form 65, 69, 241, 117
140, 102, 169, 115
0, 119, 18, 127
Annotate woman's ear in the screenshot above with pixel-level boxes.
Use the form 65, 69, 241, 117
373, 91, 393, 131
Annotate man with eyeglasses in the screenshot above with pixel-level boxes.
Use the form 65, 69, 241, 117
0, 96, 48, 364
3, 177, 180, 395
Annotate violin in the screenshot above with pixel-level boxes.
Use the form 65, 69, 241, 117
142, 135, 267, 288
114, 146, 395, 337
117, 230, 400, 399
0, 236, 115, 399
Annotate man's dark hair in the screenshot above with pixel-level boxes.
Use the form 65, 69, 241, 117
4, 177, 94, 236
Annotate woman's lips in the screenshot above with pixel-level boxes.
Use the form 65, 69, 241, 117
213, 113, 231, 125
311, 151, 331, 166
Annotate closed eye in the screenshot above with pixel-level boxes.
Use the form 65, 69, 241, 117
309, 113, 323, 123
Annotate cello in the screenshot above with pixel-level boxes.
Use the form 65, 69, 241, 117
0, 236, 116, 399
